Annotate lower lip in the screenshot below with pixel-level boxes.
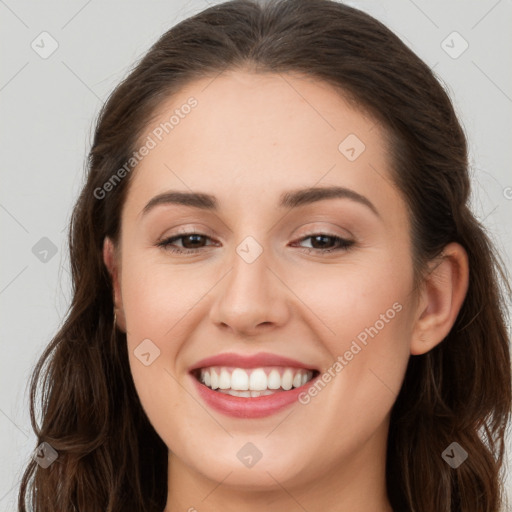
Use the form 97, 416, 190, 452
190, 372, 319, 419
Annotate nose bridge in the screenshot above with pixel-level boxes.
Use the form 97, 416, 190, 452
234, 234, 271, 293
209, 232, 290, 334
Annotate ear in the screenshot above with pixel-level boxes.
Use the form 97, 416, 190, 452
103, 237, 126, 332
410, 242, 469, 355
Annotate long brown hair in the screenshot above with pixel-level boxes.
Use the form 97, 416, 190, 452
18, 1, 511, 510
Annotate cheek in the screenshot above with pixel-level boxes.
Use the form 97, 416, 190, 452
118, 254, 179, 394
296, 253, 413, 428
120, 253, 209, 340
119, 255, 220, 419
290, 250, 413, 354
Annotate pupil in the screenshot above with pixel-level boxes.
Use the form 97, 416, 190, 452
184, 234, 204, 248
312, 235, 331, 249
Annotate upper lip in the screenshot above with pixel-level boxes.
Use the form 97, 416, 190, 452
188, 352, 319, 372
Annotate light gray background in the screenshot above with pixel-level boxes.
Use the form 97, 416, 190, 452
1, 0, 511, 509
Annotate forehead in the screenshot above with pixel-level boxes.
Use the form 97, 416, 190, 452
124, 70, 403, 223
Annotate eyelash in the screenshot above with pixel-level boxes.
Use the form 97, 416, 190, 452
156, 232, 355, 255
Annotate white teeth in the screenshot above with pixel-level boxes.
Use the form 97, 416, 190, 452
267, 369, 281, 389
210, 368, 219, 390
218, 389, 276, 397
249, 369, 267, 390
281, 369, 293, 391
198, 366, 314, 393
231, 368, 249, 390
252, 390, 274, 397
218, 369, 231, 389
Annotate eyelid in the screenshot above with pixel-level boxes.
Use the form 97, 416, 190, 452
158, 222, 353, 245
291, 221, 355, 241
158, 224, 217, 240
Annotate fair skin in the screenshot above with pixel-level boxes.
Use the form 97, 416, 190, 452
103, 70, 469, 512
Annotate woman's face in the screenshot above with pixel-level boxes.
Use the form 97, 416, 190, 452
107, 70, 419, 489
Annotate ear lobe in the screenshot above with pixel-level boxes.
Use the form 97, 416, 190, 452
410, 242, 469, 355
102, 237, 126, 332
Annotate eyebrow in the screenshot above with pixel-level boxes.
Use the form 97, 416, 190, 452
141, 186, 380, 218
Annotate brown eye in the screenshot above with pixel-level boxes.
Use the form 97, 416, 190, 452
292, 234, 355, 254
179, 234, 208, 249
157, 233, 216, 254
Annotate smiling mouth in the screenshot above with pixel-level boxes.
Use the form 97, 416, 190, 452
191, 366, 320, 397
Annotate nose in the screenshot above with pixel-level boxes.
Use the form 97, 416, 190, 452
209, 244, 291, 337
